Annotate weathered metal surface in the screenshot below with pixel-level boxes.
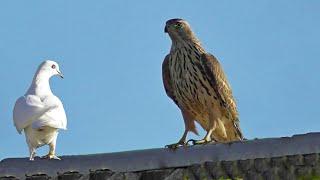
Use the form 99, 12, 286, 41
1, 132, 320, 179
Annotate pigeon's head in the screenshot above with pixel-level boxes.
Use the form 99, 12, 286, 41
38, 60, 64, 79
164, 18, 196, 42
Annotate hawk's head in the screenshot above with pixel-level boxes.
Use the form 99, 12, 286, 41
165, 18, 196, 42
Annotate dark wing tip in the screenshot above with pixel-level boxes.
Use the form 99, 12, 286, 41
162, 55, 179, 106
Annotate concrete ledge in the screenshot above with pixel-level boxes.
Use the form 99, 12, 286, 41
1, 132, 320, 179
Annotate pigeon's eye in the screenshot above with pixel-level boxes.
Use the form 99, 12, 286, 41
174, 23, 183, 29
51, 64, 56, 69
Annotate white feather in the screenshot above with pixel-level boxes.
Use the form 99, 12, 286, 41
12, 60, 67, 160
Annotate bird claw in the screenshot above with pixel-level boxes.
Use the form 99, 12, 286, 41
165, 141, 188, 149
165, 143, 179, 149
41, 154, 61, 160
187, 139, 212, 145
186, 139, 196, 145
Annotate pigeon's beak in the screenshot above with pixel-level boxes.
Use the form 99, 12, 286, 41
57, 70, 64, 79
164, 25, 168, 33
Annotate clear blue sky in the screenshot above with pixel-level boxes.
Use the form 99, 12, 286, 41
1, 1, 319, 159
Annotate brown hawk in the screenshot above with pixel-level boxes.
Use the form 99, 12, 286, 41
162, 18, 243, 148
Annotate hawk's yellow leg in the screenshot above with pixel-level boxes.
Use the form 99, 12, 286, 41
165, 130, 188, 149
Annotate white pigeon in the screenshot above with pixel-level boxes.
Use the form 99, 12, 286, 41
13, 60, 67, 161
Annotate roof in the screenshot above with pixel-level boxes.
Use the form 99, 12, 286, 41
1, 132, 320, 179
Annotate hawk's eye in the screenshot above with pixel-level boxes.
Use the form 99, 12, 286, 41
51, 64, 56, 69
174, 23, 183, 29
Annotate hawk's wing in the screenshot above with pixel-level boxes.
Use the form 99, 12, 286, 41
162, 55, 179, 106
200, 53, 243, 139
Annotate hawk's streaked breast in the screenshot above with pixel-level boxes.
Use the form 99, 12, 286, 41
168, 44, 221, 129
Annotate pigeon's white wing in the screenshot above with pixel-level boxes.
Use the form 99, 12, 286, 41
13, 95, 56, 134
31, 95, 67, 130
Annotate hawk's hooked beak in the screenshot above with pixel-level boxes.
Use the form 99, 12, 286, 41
164, 25, 168, 33
57, 70, 64, 79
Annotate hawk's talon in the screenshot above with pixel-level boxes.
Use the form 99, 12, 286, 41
187, 139, 196, 145
187, 138, 212, 145
165, 141, 187, 149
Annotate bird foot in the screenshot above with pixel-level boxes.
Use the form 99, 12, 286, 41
165, 141, 188, 149
41, 154, 61, 160
29, 153, 36, 161
187, 138, 213, 145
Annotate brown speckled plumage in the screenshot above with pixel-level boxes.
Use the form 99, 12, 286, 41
163, 19, 243, 146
